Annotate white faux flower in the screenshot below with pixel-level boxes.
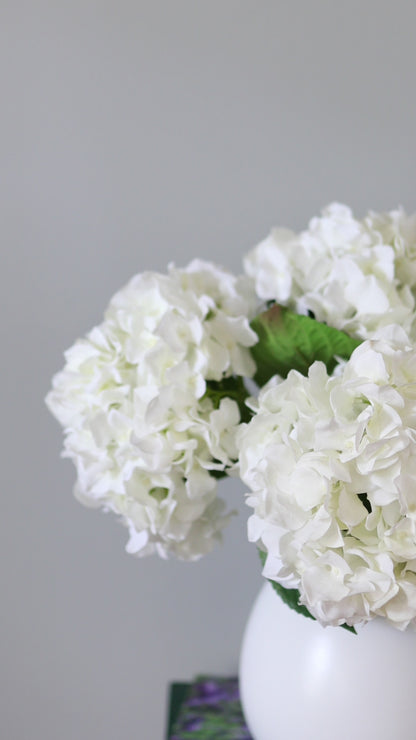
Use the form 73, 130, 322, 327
244, 203, 416, 340
238, 327, 416, 629
47, 260, 258, 560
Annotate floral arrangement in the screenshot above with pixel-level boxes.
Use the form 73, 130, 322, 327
47, 203, 416, 632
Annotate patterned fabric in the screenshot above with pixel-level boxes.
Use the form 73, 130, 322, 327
167, 676, 253, 739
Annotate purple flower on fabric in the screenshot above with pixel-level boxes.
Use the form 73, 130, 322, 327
184, 717, 204, 732
169, 676, 254, 739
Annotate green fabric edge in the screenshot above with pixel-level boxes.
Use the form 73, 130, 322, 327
166, 682, 191, 739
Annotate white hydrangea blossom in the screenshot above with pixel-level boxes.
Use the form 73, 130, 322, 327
244, 203, 416, 340
47, 260, 258, 560
238, 328, 416, 629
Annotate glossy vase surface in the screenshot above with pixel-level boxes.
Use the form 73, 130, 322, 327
239, 582, 416, 740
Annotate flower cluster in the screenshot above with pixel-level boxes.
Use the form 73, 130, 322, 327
46, 260, 258, 560
48, 204, 416, 630
244, 203, 416, 340
239, 329, 416, 629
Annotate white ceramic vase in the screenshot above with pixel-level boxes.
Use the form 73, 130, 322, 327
239, 582, 416, 740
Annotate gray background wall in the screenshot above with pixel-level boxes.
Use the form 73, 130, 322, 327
2, 2, 416, 738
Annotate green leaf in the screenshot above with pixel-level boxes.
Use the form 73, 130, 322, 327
204, 376, 252, 424
258, 550, 356, 634
250, 304, 361, 386
149, 487, 169, 503
357, 492, 372, 513
209, 469, 228, 480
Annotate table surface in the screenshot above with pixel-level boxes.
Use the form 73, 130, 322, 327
166, 676, 253, 739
